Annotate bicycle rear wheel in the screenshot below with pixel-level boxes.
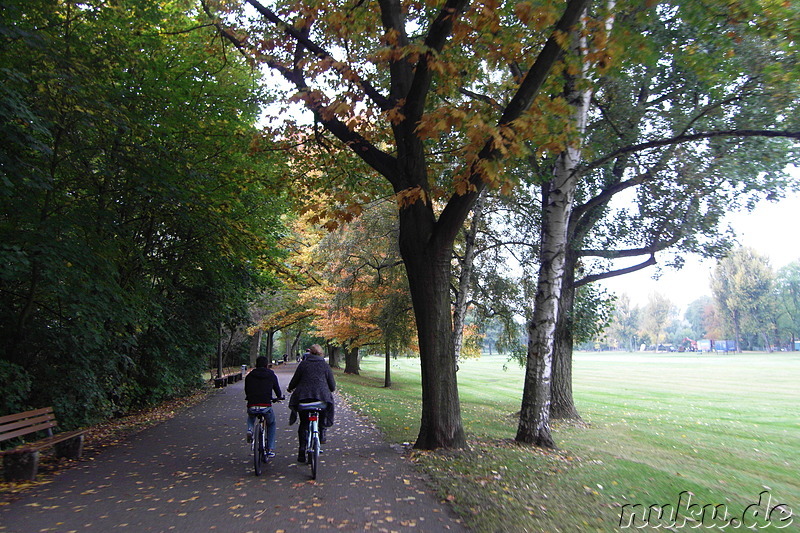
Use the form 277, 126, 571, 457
253, 420, 263, 476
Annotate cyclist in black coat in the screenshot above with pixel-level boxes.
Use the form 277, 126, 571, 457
287, 344, 335, 462
245, 355, 283, 457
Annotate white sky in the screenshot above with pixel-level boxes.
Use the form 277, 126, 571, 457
599, 167, 800, 312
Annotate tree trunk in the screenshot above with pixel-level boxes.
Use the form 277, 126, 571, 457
344, 346, 360, 374
518, 12, 600, 441
453, 191, 486, 361
249, 329, 262, 367
329, 345, 342, 368
516, 174, 574, 448
400, 203, 466, 450
216, 323, 223, 378
551, 255, 582, 420
762, 331, 772, 353
384, 340, 392, 388
283, 331, 293, 361
265, 328, 275, 361
290, 330, 302, 358
517, 22, 589, 446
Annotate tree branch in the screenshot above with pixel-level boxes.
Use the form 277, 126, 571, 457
574, 254, 656, 288
403, 0, 472, 122
245, 0, 392, 111
581, 129, 800, 176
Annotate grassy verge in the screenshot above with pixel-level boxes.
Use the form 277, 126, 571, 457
336, 352, 799, 532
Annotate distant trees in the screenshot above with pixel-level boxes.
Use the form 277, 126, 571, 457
639, 293, 677, 350
776, 262, 800, 348
607, 295, 640, 351
600, 249, 800, 352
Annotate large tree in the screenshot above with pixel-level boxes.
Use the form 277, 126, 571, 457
520, 0, 800, 431
206, 0, 591, 449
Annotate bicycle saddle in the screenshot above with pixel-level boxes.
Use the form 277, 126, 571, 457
297, 400, 327, 411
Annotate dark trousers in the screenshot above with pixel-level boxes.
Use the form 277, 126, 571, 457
296, 404, 334, 451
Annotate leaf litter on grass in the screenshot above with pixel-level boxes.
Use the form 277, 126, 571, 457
408, 438, 613, 533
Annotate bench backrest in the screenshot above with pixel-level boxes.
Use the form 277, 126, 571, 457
0, 407, 57, 443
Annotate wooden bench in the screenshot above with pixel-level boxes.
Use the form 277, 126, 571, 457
213, 371, 243, 388
0, 407, 86, 481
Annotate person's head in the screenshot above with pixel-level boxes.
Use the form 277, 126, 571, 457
309, 344, 323, 356
256, 355, 269, 368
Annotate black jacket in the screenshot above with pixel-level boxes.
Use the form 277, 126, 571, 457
287, 354, 335, 408
245, 367, 282, 406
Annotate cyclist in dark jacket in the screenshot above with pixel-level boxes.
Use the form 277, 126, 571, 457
287, 344, 335, 462
245, 355, 283, 457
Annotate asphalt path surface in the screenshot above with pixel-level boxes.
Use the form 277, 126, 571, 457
0, 363, 466, 532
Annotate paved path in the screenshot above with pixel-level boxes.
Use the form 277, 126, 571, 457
0, 364, 466, 532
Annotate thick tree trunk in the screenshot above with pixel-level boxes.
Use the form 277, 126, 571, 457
400, 204, 466, 450
384, 340, 392, 388
249, 329, 262, 367
551, 259, 582, 420
344, 346, 360, 374
329, 345, 342, 368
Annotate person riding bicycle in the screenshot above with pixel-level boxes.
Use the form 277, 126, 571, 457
287, 344, 335, 462
245, 355, 283, 457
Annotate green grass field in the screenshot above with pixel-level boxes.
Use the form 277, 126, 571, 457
336, 352, 799, 532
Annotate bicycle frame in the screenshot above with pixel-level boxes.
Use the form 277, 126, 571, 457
297, 401, 326, 480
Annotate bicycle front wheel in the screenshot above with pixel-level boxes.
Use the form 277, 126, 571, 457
253, 421, 263, 476
309, 433, 320, 480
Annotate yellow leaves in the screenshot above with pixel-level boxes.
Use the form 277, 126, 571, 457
395, 186, 428, 208
415, 107, 468, 140
288, 89, 326, 110
453, 174, 477, 196
385, 106, 406, 126
514, 2, 558, 30
319, 100, 353, 122
553, 29, 569, 49
382, 28, 401, 46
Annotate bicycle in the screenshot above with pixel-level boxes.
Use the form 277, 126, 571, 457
250, 398, 281, 477
297, 400, 327, 480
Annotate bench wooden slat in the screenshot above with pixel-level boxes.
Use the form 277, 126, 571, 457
0, 420, 57, 442
0, 412, 56, 431
0, 407, 54, 426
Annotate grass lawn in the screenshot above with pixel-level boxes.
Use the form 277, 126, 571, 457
336, 352, 799, 532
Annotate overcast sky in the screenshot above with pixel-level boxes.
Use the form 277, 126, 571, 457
599, 166, 800, 312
